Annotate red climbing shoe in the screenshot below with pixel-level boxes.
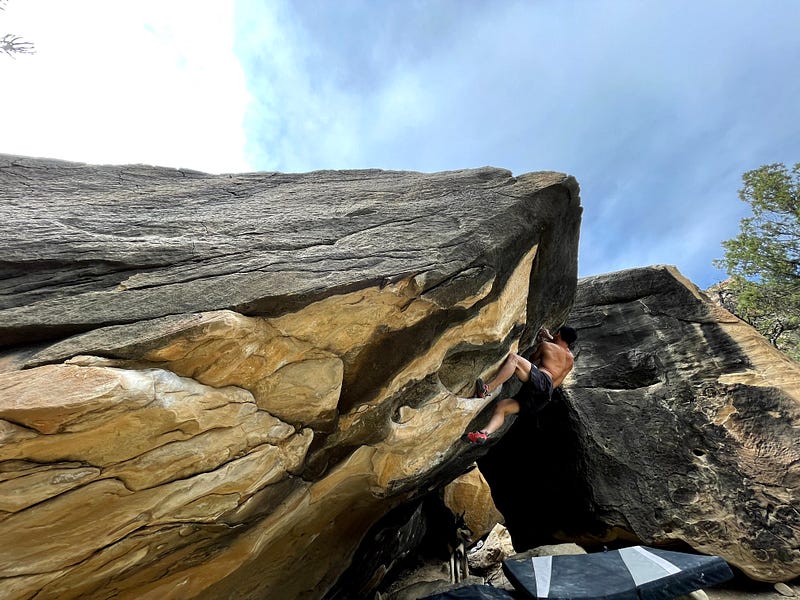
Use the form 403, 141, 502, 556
476, 378, 490, 399
467, 430, 488, 444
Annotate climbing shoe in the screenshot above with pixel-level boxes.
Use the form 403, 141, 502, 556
475, 378, 490, 399
466, 430, 488, 444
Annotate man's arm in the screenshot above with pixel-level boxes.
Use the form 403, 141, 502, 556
531, 327, 552, 364
531, 346, 542, 364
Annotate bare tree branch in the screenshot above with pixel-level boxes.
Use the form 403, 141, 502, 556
1, 0, 36, 58
1, 33, 35, 57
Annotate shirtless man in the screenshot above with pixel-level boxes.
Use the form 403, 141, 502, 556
466, 325, 577, 444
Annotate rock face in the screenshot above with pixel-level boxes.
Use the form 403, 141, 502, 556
563, 266, 800, 582
444, 466, 504, 540
0, 155, 581, 599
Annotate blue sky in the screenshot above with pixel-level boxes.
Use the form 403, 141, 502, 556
2, 1, 799, 288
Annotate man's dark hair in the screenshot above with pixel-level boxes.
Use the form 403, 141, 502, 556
558, 325, 577, 346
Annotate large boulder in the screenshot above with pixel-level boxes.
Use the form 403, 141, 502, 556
0, 155, 581, 599
563, 266, 800, 582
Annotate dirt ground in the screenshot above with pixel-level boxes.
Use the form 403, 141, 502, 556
704, 578, 798, 600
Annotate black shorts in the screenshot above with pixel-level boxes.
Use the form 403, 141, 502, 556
514, 365, 554, 416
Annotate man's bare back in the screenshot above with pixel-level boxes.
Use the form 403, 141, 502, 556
533, 338, 574, 387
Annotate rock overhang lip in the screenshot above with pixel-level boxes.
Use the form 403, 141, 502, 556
0, 157, 581, 349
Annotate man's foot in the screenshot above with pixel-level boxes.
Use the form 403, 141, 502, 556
466, 430, 488, 444
475, 378, 490, 399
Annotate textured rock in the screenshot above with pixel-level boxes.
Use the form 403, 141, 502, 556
467, 523, 517, 571
444, 466, 504, 540
0, 155, 581, 599
0, 155, 577, 349
563, 265, 800, 583
510, 542, 587, 559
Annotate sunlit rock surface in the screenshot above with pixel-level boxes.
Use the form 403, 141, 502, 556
444, 466, 503, 541
563, 265, 800, 583
0, 155, 581, 599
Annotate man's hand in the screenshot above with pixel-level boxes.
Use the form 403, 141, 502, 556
537, 327, 553, 343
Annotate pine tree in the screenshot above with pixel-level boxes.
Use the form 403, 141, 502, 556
714, 162, 800, 361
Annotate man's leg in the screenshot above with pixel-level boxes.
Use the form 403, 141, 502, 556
484, 353, 532, 394
483, 398, 520, 434
466, 398, 521, 443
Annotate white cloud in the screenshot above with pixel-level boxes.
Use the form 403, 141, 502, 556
0, 0, 251, 173
229, 0, 799, 288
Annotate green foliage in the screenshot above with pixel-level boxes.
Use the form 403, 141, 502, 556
714, 162, 800, 361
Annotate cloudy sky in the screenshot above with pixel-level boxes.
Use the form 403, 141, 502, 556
2, 1, 798, 289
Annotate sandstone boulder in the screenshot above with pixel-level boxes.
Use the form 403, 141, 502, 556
563, 266, 800, 582
444, 466, 504, 540
0, 155, 581, 599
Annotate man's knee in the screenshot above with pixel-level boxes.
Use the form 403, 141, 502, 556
498, 398, 520, 416
511, 353, 531, 379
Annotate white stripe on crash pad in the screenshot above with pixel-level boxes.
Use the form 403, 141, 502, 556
619, 546, 681, 586
532, 555, 553, 597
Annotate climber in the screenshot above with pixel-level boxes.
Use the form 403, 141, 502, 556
466, 325, 577, 444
